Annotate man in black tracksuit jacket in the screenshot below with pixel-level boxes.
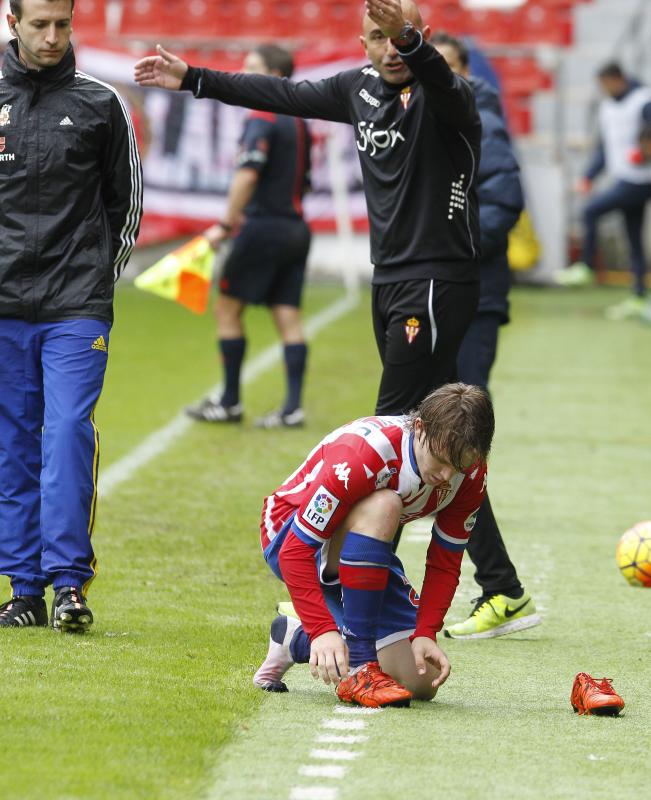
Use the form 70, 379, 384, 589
135, 0, 482, 416
432, 33, 541, 640
0, 0, 142, 632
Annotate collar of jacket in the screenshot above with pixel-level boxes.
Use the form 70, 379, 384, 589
2, 39, 76, 90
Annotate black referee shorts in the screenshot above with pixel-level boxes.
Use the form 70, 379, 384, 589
372, 278, 480, 415
218, 217, 311, 308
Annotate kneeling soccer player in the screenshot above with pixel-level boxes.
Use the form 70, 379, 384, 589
254, 383, 494, 707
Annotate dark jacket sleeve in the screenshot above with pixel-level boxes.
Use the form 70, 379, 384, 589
585, 140, 605, 181
474, 78, 524, 258
396, 32, 479, 131
101, 92, 143, 281
181, 67, 352, 124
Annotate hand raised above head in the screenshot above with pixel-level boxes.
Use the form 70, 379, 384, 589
365, 0, 406, 39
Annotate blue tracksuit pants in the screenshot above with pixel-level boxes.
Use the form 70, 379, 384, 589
0, 318, 110, 597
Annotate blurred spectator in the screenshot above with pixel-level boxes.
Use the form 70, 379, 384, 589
558, 62, 651, 321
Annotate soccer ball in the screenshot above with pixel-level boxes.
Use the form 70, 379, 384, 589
615, 521, 651, 587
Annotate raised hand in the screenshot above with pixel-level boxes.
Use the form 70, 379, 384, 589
365, 0, 406, 38
134, 45, 188, 91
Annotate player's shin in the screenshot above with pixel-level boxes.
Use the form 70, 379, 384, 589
339, 531, 392, 667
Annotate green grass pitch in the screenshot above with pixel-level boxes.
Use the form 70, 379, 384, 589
1, 283, 650, 799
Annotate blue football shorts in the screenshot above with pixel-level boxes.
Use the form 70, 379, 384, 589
263, 513, 419, 649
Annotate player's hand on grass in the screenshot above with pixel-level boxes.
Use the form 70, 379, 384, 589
411, 636, 451, 689
309, 630, 349, 685
365, 0, 406, 38
134, 45, 188, 91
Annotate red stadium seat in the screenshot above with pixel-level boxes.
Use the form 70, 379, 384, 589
72, 0, 106, 38
464, 9, 513, 46
514, 2, 573, 46
119, 0, 178, 37
501, 94, 532, 136
267, 1, 295, 38
429, 2, 469, 35
492, 56, 553, 96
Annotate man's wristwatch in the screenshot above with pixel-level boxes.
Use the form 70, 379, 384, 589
391, 22, 418, 48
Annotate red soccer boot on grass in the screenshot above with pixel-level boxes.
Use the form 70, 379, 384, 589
571, 673, 625, 716
336, 661, 412, 708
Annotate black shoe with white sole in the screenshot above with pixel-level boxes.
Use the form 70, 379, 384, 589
186, 397, 243, 423
0, 595, 48, 627
254, 408, 305, 429
51, 586, 93, 633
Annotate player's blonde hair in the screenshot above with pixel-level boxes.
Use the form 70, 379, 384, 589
410, 383, 494, 469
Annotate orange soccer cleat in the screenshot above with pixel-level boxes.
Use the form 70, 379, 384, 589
571, 672, 625, 716
336, 661, 412, 708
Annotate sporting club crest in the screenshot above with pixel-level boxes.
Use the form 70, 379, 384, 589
404, 316, 420, 344
0, 137, 5, 153
0, 105, 12, 126
436, 482, 452, 506
400, 87, 412, 110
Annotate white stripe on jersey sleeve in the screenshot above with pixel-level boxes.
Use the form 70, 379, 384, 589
277, 459, 324, 498
293, 515, 328, 544
263, 495, 276, 542
432, 520, 470, 547
347, 422, 398, 464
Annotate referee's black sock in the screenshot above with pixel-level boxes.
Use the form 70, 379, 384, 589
219, 336, 246, 407
283, 342, 308, 414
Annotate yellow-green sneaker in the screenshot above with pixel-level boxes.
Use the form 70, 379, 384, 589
276, 600, 300, 620
444, 592, 542, 639
604, 296, 646, 321
554, 262, 595, 288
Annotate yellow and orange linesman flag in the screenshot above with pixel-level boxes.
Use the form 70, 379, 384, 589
134, 236, 214, 314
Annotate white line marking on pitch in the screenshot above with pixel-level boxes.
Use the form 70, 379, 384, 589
333, 705, 381, 715
98, 292, 358, 498
316, 734, 368, 744
291, 706, 382, 800
290, 788, 339, 800
299, 765, 347, 779
321, 718, 367, 730
309, 749, 360, 761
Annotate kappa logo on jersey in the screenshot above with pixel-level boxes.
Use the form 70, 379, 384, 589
400, 87, 412, 110
405, 316, 420, 344
333, 462, 351, 490
464, 510, 479, 532
302, 486, 340, 532
0, 104, 11, 126
356, 121, 405, 157
359, 88, 381, 108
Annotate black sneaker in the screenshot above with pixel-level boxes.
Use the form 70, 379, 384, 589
0, 595, 48, 627
51, 586, 93, 633
185, 396, 243, 423
254, 408, 305, 429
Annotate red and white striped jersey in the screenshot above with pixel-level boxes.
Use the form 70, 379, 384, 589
260, 414, 486, 553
